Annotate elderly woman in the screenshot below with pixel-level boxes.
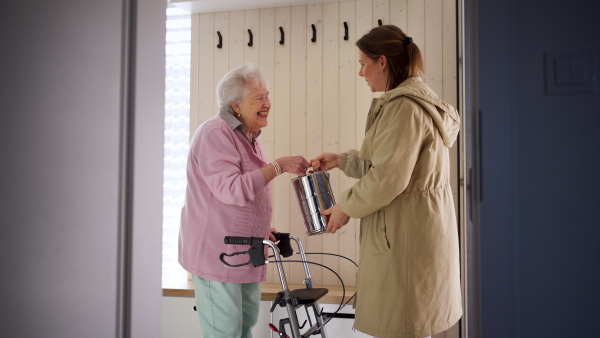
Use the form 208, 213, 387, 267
179, 62, 310, 338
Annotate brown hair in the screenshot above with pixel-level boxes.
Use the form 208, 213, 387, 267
356, 25, 425, 91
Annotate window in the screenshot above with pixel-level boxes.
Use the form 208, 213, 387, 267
162, 6, 191, 283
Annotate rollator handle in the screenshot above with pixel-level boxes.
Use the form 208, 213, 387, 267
221, 236, 266, 267
272, 232, 293, 257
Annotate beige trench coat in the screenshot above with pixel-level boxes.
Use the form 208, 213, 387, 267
338, 77, 462, 338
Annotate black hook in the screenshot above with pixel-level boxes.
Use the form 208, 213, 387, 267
378, 19, 383, 26
217, 31, 222, 48
279, 26, 284, 45
343, 22, 349, 40
311, 24, 316, 43
247, 29, 253, 47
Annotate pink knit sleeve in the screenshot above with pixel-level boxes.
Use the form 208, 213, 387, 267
192, 125, 266, 206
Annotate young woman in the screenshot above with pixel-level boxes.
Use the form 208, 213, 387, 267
312, 25, 462, 338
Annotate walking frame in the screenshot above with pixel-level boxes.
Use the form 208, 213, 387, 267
220, 232, 337, 338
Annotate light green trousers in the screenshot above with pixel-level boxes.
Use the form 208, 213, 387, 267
193, 275, 261, 338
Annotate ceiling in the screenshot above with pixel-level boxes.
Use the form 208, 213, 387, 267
170, 0, 355, 14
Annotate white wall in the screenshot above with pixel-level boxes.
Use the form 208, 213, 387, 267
0, 1, 166, 337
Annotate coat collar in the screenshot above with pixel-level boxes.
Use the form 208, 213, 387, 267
366, 77, 461, 147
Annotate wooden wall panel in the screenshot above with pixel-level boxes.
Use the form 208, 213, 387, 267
195, 13, 214, 131
305, 4, 324, 285
425, 0, 443, 96
355, 0, 373, 145
258, 7, 275, 169
390, 0, 408, 32
258, 8, 276, 282
189, 0, 458, 293
373, 0, 389, 27
228, 11, 245, 69
274, 6, 292, 282
442, 0, 458, 106
443, 1, 460, 220
407, 0, 425, 71
289, 5, 308, 285
244, 10, 260, 64
322, 2, 340, 286
354, 0, 373, 268
190, 14, 200, 133
338, 0, 359, 293
213, 12, 229, 113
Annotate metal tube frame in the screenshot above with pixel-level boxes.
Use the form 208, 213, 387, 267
263, 235, 328, 338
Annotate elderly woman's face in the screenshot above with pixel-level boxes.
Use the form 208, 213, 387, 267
232, 81, 271, 136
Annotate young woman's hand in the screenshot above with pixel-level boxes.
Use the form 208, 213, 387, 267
310, 153, 342, 172
321, 204, 350, 234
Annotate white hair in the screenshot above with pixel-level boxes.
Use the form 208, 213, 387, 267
216, 62, 268, 115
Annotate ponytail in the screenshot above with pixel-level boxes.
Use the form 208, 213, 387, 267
356, 25, 425, 91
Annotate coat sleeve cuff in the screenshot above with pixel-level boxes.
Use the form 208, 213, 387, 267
340, 150, 362, 179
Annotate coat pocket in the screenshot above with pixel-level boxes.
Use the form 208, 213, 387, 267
361, 209, 390, 255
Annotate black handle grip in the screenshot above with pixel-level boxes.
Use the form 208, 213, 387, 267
343, 22, 348, 40
279, 26, 284, 45
217, 31, 222, 49
221, 236, 267, 267
272, 232, 286, 242
224, 236, 252, 245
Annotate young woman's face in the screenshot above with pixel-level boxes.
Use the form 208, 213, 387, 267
232, 81, 271, 137
358, 49, 388, 92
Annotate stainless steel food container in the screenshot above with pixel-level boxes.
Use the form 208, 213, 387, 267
291, 171, 336, 236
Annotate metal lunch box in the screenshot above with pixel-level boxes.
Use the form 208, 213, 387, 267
291, 171, 336, 235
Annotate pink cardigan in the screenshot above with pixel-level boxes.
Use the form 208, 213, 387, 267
178, 114, 273, 283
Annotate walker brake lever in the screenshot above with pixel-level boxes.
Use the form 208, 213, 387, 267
270, 292, 284, 312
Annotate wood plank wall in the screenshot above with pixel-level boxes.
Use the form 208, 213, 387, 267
190, 0, 458, 287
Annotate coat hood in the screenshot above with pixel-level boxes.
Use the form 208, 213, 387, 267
374, 77, 460, 148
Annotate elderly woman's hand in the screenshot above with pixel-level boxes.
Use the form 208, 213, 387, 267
268, 227, 278, 242
276, 156, 311, 176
